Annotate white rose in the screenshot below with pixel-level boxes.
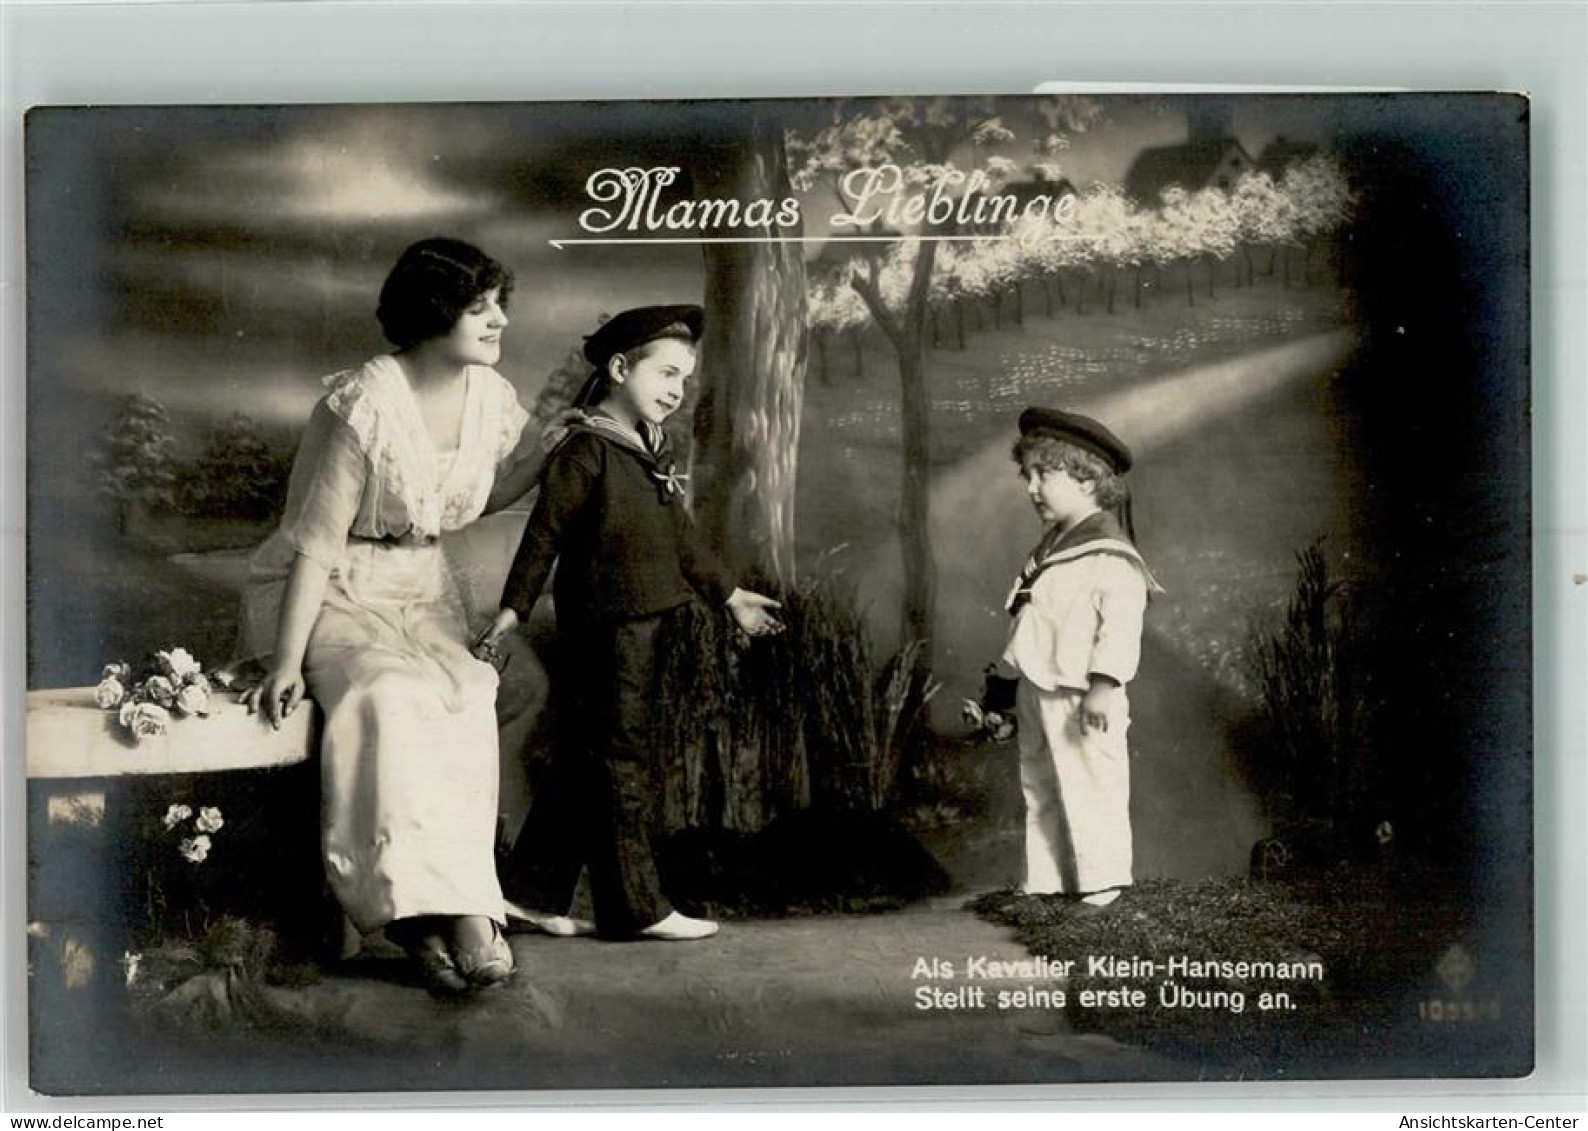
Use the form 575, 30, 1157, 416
101, 662, 132, 684
173, 682, 211, 718
127, 702, 170, 741
141, 675, 176, 707
158, 648, 203, 681
95, 677, 126, 710
195, 806, 224, 834
177, 834, 212, 864
119, 700, 140, 728
163, 803, 193, 830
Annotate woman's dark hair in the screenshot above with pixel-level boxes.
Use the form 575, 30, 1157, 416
376, 237, 515, 349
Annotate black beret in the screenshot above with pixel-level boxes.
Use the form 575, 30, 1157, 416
582, 305, 704, 369
1018, 407, 1133, 473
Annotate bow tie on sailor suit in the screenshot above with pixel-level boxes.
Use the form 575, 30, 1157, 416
640, 426, 690, 503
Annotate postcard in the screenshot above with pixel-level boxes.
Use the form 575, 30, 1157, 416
22, 92, 1531, 1094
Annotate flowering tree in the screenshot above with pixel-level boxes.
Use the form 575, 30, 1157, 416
1280, 155, 1356, 284
1071, 183, 1139, 314
1231, 171, 1299, 286
1158, 186, 1239, 305
807, 264, 871, 380
788, 95, 1102, 677
1189, 186, 1241, 298
94, 393, 180, 535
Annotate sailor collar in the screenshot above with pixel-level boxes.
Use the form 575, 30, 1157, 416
1005, 510, 1164, 614
572, 413, 690, 501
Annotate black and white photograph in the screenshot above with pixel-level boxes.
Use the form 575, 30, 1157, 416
21, 91, 1532, 1095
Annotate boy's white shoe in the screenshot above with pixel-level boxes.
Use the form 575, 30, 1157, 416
504, 900, 596, 937
639, 911, 720, 941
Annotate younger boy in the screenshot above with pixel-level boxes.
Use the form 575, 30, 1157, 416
472, 305, 782, 941
996, 407, 1157, 910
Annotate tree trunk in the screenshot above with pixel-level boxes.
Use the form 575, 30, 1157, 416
849, 238, 941, 680
1206, 255, 1218, 299
955, 300, 966, 349
1133, 266, 1144, 309
1185, 260, 1196, 307
691, 113, 809, 588
1013, 283, 1024, 326
815, 329, 830, 385
850, 326, 865, 379
1042, 278, 1054, 319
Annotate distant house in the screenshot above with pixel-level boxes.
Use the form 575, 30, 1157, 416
1256, 136, 1322, 179
1122, 138, 1256, 207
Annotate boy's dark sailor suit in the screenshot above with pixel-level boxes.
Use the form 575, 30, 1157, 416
501, 414, 732, 622
498, 412, 733, 936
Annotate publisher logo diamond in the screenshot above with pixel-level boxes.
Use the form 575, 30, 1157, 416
1437, 945, 1476, 992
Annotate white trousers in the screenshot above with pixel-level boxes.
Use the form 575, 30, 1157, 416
1015, 681, 1134, 895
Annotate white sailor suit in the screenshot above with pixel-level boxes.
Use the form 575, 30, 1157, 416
998, 510, 1156, 896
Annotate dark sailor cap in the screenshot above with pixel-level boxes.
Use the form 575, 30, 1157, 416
582, 304, 704, 370
1018, 406, 1134, 474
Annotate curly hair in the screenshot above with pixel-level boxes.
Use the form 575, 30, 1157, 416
375, 237, 515, 350
1011, 433, 1129, 509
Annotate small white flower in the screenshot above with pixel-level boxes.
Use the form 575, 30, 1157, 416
177, 834, 212, 864
961, 699, 986, 729
94, 677, 126, 709
141, 675, 176, 707
163, 803, 193, 830
158, 648, 203, 681
173, 682, 211, 718
119, 700, 140, 728
121, 951, 142, 989
101, 662, 132, 684
126, 702, 171, 741
1375, 820, 1395, 847
195, 806, 224, 835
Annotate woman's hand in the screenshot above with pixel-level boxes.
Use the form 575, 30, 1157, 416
471, 607, 520, 667
540, 407, 587, 452
726, 589, 784, 639
242, 663, 308, 730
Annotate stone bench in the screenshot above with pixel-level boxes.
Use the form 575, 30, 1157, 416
26, 686, 317, 780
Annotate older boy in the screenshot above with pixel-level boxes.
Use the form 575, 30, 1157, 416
473, 305, 781, 941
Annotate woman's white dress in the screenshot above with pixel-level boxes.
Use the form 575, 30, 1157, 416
242, 355, 529, 933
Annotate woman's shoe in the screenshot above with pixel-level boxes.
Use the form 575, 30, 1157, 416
456, 924, 515, 989
413, 946, 470, 997
639, 911, 720, 941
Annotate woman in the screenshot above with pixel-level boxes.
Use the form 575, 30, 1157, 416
240, 237, 549, 994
